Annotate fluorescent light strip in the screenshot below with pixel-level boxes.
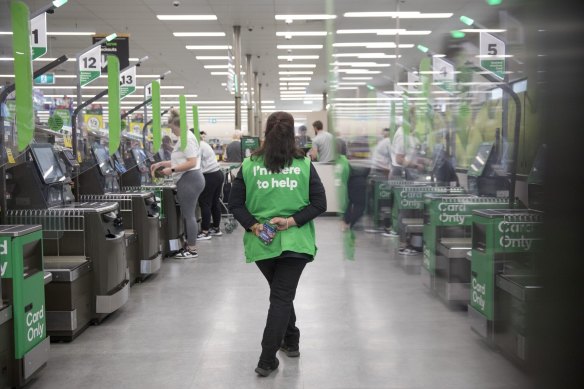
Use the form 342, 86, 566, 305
278, 55, 319, 60
344, 12, 452, 19
278, 71, 314, 75
196, 56, 231, 60
277, 45, 323, 50
333, 53, 399, 58
276, 31, 328, 37
279, 82, 310, 86
279, 77, 312, 81
331, 62, 390, 67
280, 87, 307, 90
157, 15, 217, 21
278, 64, 316, 68
204, 65, 230, 69
332, 42, 414, 48
460, 29, 506, 33
336, 70, 381, 74
186, 45, 231, 50
275, 15, 336, 21
337, 82, 367, 85
0, 31, 96, 36
342, 77, 373, 80
174, 32, 226, 37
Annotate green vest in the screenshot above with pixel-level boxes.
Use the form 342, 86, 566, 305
335, 155, 350, 213
241, 156, 317, 263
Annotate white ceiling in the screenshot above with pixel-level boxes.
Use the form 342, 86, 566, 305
0, 0, 499, 115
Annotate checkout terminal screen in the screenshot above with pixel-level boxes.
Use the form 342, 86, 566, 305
468, 143, 493, 177
132, 148, 147, 166
92, 144, 116, 176
113, 151, 127, 174
30, 145, 66, 184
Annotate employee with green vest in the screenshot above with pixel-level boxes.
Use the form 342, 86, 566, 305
229, 111, 327, 377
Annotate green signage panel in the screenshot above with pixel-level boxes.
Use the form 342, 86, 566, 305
79, 45, 102, 87
151, 81, 161, 153
11, 1, 35, 152
107, 55, 121, 155
34, 73, 55, 85
479, 32, 506, 80
119, 65, 136, 100
192, 105, 200, 142
30, 13, 47, 60
241, 136, 260, 159
179, 95, 187, 151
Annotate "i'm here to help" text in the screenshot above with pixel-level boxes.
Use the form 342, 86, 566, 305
253, 165, 300, 190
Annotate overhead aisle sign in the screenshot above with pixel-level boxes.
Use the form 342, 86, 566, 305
30, 12, 47, 60
433, 57, 455, 92
407, 71, 421, 93
119, 65, 136, 99
144, 82, 153, 100
79, 45, 102, 87
480, 32, 506, 80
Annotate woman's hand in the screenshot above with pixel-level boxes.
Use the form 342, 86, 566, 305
150, 162, 160, 174
161, 167, 173, 176
250, 223, 263, 236
269, 217, 296, 231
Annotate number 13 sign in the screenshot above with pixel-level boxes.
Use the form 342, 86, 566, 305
79, 45, 102, 87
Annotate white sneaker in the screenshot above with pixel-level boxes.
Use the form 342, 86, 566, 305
174, 248, 199, 259
399, 248, 420, 256
197, 232, 212, 240
382, 230, 399, 237
209, 227, 223, 236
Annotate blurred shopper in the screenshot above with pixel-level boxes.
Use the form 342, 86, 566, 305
150, 109, 204, 258
225, 130, 243, 162
229, 111, 326, 377
158, 135, 173, 161
370, 128, 392, 178
390, 107, 425, 180
309, 120, 335, 162
296, 125, 311, 149
197, 131, 224, 240
199, 130, 208, 142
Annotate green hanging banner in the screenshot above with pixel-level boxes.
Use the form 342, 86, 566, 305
390, 102, 396, 138
402, 96, 410, 152
107, 55, 121, 155
419, 57, 432, 100
151, 81, 161, 153
179, 95, 187, 151
11, 1, 34, 152
192, 105, 200, 142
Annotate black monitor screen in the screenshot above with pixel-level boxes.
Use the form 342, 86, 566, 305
113, 151, 127, 174
467, 143, 493, 177
132, 148, 147, 166
30, 144, 66, 184
92, 143, 115, 176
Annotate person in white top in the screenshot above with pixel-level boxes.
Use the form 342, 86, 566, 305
390, 107, 427, 180
150, 110, 205, 259
370, 128, 392, 178
197, 135, 225, 240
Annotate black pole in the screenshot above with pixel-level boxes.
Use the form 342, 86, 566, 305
0, 55, 68, 223
71, 89, 109, 199
121, 98, 152, 120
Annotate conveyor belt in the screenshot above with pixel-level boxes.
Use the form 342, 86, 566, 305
403, 218, 423, 234
44, 256, 92, 282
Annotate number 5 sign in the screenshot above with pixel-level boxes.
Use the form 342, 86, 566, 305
480, 32, 506, 80
79, 45, 102, 87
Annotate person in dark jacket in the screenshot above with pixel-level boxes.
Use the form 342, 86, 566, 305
229, 111, 326, 377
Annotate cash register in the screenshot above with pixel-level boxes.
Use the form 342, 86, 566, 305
467, 142, 510, 197
6, 143, 129, 340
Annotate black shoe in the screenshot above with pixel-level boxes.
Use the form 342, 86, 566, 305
279, 343, 300, 358
254, 357, 279, 377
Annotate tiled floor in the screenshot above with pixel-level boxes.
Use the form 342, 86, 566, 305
28, 217, 532, 389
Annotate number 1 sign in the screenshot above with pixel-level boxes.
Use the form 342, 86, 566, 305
30, 13, 47, 60
79, 45, 102, 87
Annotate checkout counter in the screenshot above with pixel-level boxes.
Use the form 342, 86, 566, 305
0, 225, 50, 388
117, 147, 183, 256
77, 143, 161, 283
6, 143, 129, 341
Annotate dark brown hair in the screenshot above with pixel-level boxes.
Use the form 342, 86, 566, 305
312, 120, 323, 131
252, 111, 304, 172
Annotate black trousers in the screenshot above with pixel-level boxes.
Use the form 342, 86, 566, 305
199, 170, 224, 231
255, 256, 309, 363
344, 175, 368, 227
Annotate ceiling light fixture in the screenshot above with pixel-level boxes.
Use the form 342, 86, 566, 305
276, 31, 328, 37
196, 56, 231, 60
278, 55, 319, 60
174, 32, 226, 37
344, 12, 452, 19
277, 45, 324, 50
275, 14, 336, 22
278, 71, 314, 75
278, 64, 317, 68
157, 15, 217, 21
186, 45, 232, 50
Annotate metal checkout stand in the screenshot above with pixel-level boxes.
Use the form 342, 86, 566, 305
117, 146, 183, 257
5, 143, 130, 341
77, 142, 161, 284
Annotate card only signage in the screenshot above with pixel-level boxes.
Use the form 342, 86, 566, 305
93, 34, 129, 72
30, 13, 47, 60
120, 66, 136, 100
79, 45, 102, 87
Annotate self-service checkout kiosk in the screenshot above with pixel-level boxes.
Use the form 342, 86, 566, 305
421, 142, 516, 305
0, 225, 50, 387
117, 147, 183, 256
77, 143, 161, 283
5, 143, 129, 341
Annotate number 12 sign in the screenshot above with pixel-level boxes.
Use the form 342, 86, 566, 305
79, 45, 102, 87
479, 32, 506, 80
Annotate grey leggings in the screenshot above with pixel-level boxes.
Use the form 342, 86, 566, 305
176, 169, 205, 246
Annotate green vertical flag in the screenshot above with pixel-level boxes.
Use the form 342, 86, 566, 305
107, 55, 121, 155
179, 95, 187, 151
11, 1, 34, 152
151, 81, 161, 152
402, 96, 410, 152
390, 102, 396, 138
192, 105, 200, 142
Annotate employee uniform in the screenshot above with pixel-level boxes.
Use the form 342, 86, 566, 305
172, 131, 205, 246
198, 141, 224, 233
312, 131, 335, 163
390, 126, 418, 180
371, 137, 392, 177
229, 156, 326, 365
